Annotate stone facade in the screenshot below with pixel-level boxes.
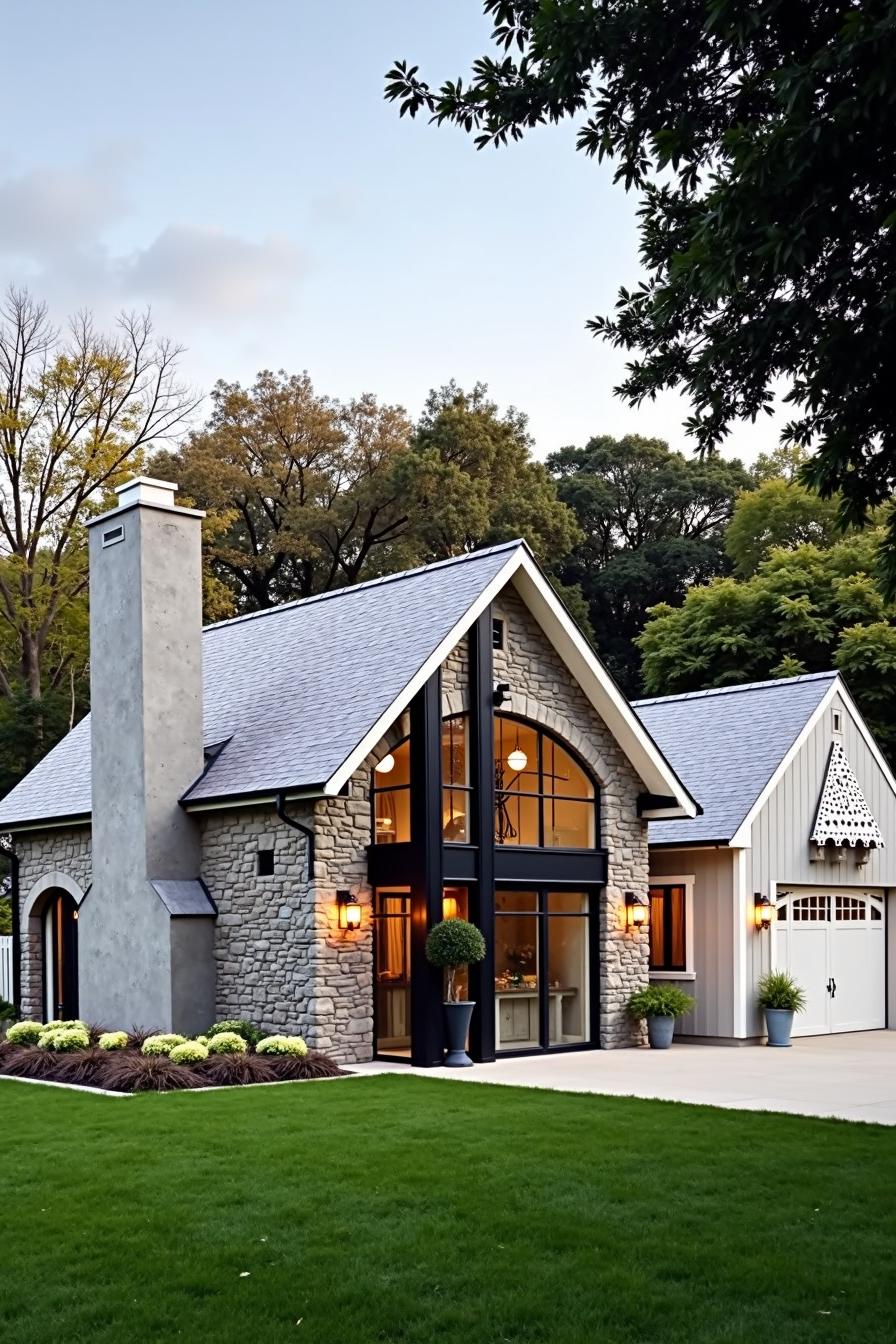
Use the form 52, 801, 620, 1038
10, 576, 650, 1055
16, 825, 93, 1019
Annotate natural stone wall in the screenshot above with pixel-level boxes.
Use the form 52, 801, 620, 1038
15, 826, 93, 1018
493, 586, 649, 1046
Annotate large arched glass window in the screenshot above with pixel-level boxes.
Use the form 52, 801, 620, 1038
494, 715, 596, 849
372, 738, 410, 843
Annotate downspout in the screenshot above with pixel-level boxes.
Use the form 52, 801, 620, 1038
275, 793, 315, 880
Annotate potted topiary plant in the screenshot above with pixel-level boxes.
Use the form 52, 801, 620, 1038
425, 917, 486, 1067
757, 970, 806, 1047
627, 984, 696, 1049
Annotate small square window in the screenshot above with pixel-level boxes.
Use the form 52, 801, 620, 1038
492, 618, 505, 650
257, 849, 275, 876
832, 710, 842, 733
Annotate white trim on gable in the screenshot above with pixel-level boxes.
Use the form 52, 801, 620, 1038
322, 547, 699, 817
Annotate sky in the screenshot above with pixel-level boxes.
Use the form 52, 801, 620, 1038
1, 1, 780, 464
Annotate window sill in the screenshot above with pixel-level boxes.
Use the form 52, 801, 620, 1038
649, 971, 696, 982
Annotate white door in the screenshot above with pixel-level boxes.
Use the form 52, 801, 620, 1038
776, 890, 885, 1035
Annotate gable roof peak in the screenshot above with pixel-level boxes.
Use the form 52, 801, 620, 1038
633, 669, 838, 709
203, 538, 531, 635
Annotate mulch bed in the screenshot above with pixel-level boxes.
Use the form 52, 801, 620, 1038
0, 1037, 345, 1093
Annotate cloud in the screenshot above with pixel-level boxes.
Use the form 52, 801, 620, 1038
0, 153, 305, 323
122, 225, 304, 318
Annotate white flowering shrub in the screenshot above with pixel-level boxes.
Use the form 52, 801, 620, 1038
42, 1019, 88, 1032
206, 1031, 247, 1055
255, 1034, 309, 1057
6, 1020, 44, 1045
98, 1031, 129, 1051
169, 1040, 209, 1064
141, 1033, 187, 1057
38, 1025, 90, 1052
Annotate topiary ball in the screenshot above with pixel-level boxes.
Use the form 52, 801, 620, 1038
141, 1033, 187, 1057
98, 1030, 129, 1051
169, 1040, 210, 1064
38, 1025, 90, 1052
425, 918, 486, 969
206, 1019, 261, 1046
256, 1034, 309, 1057
207, 1031, 248, 1055
6, 1020, 45, 1046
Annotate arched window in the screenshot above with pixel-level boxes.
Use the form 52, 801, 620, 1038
372, 738, 410, 844
494, 715, 596, 849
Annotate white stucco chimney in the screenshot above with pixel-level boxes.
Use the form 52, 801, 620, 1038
81, 476, 215, 1033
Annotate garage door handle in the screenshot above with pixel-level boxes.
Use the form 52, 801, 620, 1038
826, 977, 837, 998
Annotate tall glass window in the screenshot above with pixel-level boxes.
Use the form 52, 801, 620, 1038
374, 888, 412, 1055
494, 715, 596, 848
442, 716, 471, 842
372, 739, 410, 844
494, 888, 591, 1051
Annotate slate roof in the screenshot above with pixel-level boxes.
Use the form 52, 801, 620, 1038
634, 671, 838, 845
150, 879, 217, 916
0, 542, 521, 828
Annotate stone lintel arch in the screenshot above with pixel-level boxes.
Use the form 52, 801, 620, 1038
23, 870, 88, 924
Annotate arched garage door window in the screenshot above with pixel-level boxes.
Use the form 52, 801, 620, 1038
43, 890, 79, 1021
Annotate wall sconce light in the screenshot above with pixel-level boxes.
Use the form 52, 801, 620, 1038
442, 894, 459, 920
625, 891, 649, 929
754, 892, 773, 931
337, 890, 362, 931
493, 681, 511, 707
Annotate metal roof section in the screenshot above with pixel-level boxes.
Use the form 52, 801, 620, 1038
150, 879, 218, 916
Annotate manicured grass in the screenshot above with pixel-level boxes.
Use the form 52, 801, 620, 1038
2, 1076, 895, 1343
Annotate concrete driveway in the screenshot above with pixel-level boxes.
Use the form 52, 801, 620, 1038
350, 1031, 896, 1125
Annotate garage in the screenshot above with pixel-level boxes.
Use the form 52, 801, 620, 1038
776, 888, 886, 1035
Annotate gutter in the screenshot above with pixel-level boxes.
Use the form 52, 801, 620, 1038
275, 792, 315, 880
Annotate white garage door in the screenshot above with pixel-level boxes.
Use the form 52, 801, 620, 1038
775, 890, 885, 1035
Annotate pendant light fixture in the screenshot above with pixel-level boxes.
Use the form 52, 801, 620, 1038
506, 723, 527, 774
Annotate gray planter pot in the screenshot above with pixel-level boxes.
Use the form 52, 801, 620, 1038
646, 1014, 676, 1049
764, 1007, 794, 1047
443, 1001, 475, 1067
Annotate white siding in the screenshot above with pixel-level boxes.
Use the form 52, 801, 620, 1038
649, 847, 736, 1038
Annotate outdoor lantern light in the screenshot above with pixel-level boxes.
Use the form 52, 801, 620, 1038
625, 891, 649, 929
337, 890, 362, 931
754, 892, 773, 931
442, 894, 459, 920
374, 752, 395, 774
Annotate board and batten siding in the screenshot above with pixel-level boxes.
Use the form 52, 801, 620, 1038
745, 687, 896, 1035
649, 847, 736, 1038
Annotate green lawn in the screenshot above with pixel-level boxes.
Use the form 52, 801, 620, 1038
2, 1075, 895, 1343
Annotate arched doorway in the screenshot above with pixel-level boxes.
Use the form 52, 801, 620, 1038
43, 890, 79, 1021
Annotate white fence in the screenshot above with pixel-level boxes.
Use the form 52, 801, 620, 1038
0, 935, 12, 1003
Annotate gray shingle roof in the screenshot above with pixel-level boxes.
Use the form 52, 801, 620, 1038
0, 542, 520, 828
150, 879, 217, 916
634, 671, 838, 844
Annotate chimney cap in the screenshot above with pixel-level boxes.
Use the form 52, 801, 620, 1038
87, 475, 205, 527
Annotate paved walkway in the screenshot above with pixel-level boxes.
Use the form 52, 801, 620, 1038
349, 1031, 896, 1124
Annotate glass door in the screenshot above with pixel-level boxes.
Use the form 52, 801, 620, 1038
494, 888, 592, 1053
373, 888, 412, 1057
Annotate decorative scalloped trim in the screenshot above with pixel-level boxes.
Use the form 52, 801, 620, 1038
811, 741, 885, 849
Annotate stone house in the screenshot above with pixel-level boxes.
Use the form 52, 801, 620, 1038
0, 477, 697, 1064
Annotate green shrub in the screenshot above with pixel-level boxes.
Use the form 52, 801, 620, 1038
757, 971, 806, 1013
256, 1034, 309, 1057
425, 918, 486, 1002
0, 998, 16, 1023
38, 1025, 90, 1052
42, 1018, 88, 1032
196, 1035, 209, 1046
207, 1031, 247, 1055
169, 1040, 210, 1064
98, 1031, 129, 1051
627, 985, 696, 1020
6, 1020, 45, 1046
206, 1019, 261, 1046
141, 1033, 187, 1057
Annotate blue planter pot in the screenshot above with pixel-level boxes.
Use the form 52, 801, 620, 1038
443, 1001, 475, 1066
646, 1014, 675, 1049
764, 1008, 794, 1047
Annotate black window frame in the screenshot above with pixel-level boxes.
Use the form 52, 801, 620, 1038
648, 883, 687, 973
494, 714, 599, 851
370, 736, 412, 845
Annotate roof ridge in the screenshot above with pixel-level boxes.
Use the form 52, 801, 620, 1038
633, 669, 838, 707
203, 539, 528, 634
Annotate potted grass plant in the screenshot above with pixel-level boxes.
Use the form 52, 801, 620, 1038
425, 917, 486, 1067
757, 970, 806, 1047
627, 984, 696, 1049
